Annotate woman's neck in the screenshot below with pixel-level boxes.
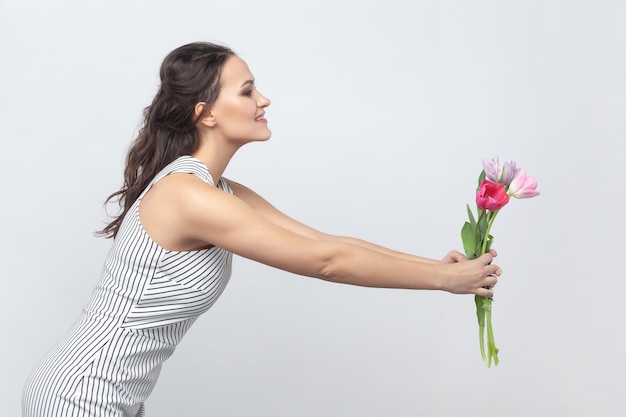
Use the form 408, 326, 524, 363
191, 140, 240, 185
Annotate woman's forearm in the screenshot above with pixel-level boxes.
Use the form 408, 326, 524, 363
317, 240, 443, 290
315, 239, 498, 296
326, 235, 439, 264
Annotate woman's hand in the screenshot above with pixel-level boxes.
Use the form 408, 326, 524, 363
440, 250, 501, 297
439, 250, 467, 264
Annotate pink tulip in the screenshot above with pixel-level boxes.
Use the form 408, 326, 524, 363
508, 169, 540, 199
476, 179, 510, 211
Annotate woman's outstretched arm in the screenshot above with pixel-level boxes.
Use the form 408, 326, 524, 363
225, 179, 465, 265
141, 174, 500, 297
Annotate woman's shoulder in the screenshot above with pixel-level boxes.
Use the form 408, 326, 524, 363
158, 155, 214, 186
138, 156, 218, 217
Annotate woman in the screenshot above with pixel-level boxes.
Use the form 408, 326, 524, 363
22, 42, 501, 417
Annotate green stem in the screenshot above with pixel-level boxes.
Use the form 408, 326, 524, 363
475, 295, 487, 365
481, 210, 499, 256
485, 298, 499, 366
478, 210, 500, 367
474, 210, 486, 256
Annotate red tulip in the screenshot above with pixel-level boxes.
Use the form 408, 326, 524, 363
476, 179, 510, 211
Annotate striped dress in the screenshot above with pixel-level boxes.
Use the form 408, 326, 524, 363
23, 156, 233, 417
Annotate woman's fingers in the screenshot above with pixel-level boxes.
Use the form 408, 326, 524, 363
476, 272, 499, 297
477, 286, 494, 298
479, 251, 495, 265
445, 250, 502, 295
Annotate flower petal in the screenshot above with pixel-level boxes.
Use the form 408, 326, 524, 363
500, 160, 519, 186
508, 169, 540, 198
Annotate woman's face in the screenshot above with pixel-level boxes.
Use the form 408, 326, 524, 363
207, 55, 271, 145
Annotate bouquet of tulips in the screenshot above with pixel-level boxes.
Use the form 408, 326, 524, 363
461, 157, 539, 367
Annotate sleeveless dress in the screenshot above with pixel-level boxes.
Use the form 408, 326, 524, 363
22, 156, 234, 417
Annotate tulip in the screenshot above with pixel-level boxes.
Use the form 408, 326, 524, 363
508, 169, 540, 199
476, 179, 510, 211
483, 157, 519, 186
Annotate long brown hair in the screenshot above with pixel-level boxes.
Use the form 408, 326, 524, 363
99, 42, 235, 238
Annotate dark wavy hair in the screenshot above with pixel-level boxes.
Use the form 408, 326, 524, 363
99, 42, 236, 238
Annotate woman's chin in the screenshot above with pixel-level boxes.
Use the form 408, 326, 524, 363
259, 130, 272, 141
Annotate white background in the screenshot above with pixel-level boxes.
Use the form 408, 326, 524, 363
2, 1, 625, 416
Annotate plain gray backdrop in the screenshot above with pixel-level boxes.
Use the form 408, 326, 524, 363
2, 1, 625, 416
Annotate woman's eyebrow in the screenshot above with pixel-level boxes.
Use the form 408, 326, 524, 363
240, 79, 255, 87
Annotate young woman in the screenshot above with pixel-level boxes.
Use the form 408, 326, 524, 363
22, 42, 501, 417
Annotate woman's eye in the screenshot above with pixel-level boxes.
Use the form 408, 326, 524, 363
243, 89, 253, 96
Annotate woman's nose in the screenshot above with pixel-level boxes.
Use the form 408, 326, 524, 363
257, 91, 271, 107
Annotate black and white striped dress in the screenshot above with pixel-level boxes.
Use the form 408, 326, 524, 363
23, 156, 234, 417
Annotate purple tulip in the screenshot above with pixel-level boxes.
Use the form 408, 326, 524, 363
482, 157, 520, 186
508, 169, 540, 198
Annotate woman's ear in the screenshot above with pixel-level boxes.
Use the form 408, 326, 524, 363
195, 102, 217, 127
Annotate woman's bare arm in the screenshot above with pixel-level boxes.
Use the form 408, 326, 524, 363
141, 174, 500, 297
225, 179, 452, 265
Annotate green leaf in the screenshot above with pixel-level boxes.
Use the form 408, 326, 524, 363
474, 214, 489, 255
466, 204, 476, 228
476, 170, 486, 190
478, 213, 488, 235
461, 222, 477, 259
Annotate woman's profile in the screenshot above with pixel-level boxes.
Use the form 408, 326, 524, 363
22, 42, 501, 417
